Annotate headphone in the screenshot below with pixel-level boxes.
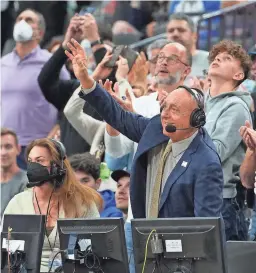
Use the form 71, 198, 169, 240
49, 139, 67, 188
177, 85, 206, 128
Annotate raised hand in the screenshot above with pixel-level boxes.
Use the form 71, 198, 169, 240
99, 79, 135, 113
92, 50, 113, 81
63, 15, 85, 48
115, 56, 130, 82
65, 38, 89, 82
189, 76, 210, 92
82, 13, 100, 42
158, 89, 169, 108
239, 121, 256, 151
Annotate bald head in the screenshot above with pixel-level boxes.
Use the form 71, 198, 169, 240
154, 42, 192, 89
161, 87, 199, 142
166, 88, 198, 114
162, 42, 192, 66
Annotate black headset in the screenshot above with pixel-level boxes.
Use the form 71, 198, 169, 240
49, 139, 67, 188
178, 85, 206, 129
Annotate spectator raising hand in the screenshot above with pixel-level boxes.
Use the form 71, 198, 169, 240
65, 39, 91, 84
99, 79, 135, 113
128, 51, 148, 96
63, 14, 86, 48
92, 50, 113, 81
83, 13, 101, 43
240, 121, 256, 189
240, 121, 256, 151
115, 56, 130, 81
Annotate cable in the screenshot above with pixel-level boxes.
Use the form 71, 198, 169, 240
142, 229, 156, 273
45, 182, 58, 251
48, 250, 63, 273
35, 182, 59, 251
76, 245, 104, 273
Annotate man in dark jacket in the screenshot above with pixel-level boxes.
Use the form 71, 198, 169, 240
38, 14, 112, 156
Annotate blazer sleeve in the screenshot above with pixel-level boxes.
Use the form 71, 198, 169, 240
64, 86, 104, 145
80, 83, 150, 143
194, 162, 223, 217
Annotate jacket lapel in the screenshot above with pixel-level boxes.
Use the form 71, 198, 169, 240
158, 132, 202, 211
134, 115, 169, 159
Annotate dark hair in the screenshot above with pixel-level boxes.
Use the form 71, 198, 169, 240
1, 128, 18, 145
209, 40, 252, 85
69, 153, 101, 180
168, 13, 195, 32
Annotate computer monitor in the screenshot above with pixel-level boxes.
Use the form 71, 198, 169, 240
132, 217, 227, 273
58, 218, 129, 273
227, 241, 256, 273
1, 214, 45, 273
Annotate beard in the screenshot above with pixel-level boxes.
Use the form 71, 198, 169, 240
155, 71, 182, 85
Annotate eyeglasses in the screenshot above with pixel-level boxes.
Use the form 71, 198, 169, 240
157, 53, 188, 66
148, 55, 158, 64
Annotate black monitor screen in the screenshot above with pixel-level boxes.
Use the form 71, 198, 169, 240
1, 214, 45, 273
132, 217, 227, 273
58, 218, 129, 273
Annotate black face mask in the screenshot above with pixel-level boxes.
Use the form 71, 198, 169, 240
26, 162, 52, 188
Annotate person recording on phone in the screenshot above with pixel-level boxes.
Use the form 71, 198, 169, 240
3, 138, 102, 272
38, 13, 113, 157
64, 39, 224, 219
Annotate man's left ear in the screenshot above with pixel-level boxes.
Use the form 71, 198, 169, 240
183, 66, 191, 80
233, 71, 244, 82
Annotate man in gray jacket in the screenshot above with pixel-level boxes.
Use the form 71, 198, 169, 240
204, 40, 253, 240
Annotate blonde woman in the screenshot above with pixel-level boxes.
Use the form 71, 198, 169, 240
3, 138, 103, 272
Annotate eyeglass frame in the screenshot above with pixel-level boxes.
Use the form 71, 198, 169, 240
157, 52, 189, 66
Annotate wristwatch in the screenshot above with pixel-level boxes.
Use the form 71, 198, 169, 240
90, 39, 102, 47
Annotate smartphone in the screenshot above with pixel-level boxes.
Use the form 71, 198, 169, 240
79, 7, 96, 15
104, 45, 125, 68
121, 46, 139, 71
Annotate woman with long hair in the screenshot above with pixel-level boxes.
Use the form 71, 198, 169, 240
3, 138, 103, 272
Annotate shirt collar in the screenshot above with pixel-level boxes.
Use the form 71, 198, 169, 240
172, 131, 198, 158
13, 45, 40, 60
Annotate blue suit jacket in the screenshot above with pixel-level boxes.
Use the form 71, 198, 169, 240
81, 84, 224, 218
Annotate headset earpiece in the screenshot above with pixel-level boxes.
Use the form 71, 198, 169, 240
177, 85, 206, 129
190, 108, 206, 128
49, 139, 67, 188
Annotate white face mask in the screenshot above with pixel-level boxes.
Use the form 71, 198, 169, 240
13, 20, 33, 42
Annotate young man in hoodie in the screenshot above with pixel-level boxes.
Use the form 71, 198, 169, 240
69, 152, 123, 218
204, 40, 253, 241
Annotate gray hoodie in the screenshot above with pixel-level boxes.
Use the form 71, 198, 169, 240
204, 90, 252, 199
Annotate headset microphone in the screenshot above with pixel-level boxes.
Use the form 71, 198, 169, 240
165, 124, 191, 133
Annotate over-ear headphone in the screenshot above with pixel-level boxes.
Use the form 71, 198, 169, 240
177, 85, 206, 129
49, 139, 67, 188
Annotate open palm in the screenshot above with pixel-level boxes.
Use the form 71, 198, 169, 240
65, 38, 89, 81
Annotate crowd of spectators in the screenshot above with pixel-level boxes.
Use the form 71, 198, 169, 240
1, 1, 256, 272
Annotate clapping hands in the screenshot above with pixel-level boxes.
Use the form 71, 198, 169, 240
239, 121, 256, 151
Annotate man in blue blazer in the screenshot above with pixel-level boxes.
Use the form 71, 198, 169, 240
65, 39, 224, 219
